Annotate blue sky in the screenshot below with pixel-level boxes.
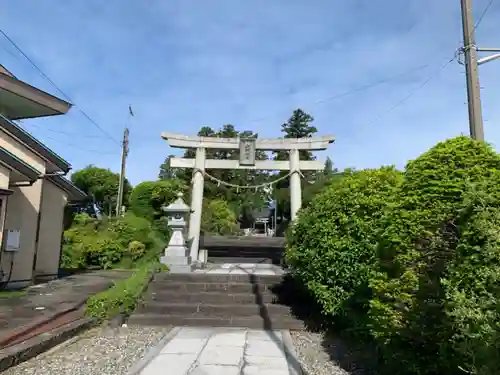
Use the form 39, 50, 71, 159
1, 0, 499, 185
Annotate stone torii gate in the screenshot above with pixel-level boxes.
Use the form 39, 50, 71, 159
161, 132, 335, 264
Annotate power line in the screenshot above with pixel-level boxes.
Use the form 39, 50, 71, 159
21, 122, 111, 140
16, 120, 116, 155
0, 28, 121, 147
314, 64, 430, 105
363, 58, 455, 128
37, 134, 117, 155
475, 0, 495, 30
248, 64, 432, 125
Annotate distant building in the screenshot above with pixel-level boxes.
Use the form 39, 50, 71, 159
0, 65, 86, 289
252, 207, 271, 234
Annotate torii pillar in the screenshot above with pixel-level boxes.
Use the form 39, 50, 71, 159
161, 133, 335, 264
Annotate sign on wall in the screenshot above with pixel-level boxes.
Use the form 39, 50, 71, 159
239, 138, 256, 166
6, 229, 20, 251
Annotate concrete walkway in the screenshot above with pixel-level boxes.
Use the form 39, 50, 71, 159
0, 270, 132, 343
135, 327, 302, 375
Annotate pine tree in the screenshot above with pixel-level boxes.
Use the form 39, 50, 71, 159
158, 155, 177, 180
273, 109, 318, 221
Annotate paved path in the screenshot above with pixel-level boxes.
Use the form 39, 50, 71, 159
137, 327, 301, 375
0, 270, 132, 342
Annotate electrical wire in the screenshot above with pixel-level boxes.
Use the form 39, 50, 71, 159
248, 64, 432, 125
0, 28, 121, 147
314, 64, 430, 105
362, 57, 455, 128
37, 134, 117, 155
475, 0, 495, 30
16, 121, 117, 155
21, 122, 109, 140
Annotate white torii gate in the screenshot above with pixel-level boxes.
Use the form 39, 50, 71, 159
161, 132, 335, 263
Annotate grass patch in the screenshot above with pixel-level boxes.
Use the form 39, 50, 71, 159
0, 289, 26, 298
85, 262, 164, 321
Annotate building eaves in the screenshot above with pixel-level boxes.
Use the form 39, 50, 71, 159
0, 113, 71, 173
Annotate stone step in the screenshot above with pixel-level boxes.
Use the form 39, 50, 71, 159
137, 302, 293, 317
153, 272, 284, 284
148, 290, 278, 304
206, 257, 278, 264
147, 281, 282, 294
127, 313, 305, 330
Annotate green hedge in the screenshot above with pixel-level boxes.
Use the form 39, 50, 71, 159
288, 136, 500, 375
368, 136, 500, 374
85, 263, 159, 321
285, 167, 402, 321
442, 183, 500, 375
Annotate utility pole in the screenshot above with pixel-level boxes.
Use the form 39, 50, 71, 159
460, 0, 484, 141
116, 127, 129, 217
460, 0, 500, 141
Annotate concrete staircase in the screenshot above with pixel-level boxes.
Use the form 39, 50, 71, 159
128, 272, 306, 330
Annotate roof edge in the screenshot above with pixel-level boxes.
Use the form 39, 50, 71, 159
48, 174, 87, 201
0, 113, 71, 173
0, 70, 72, 114
0, 147, 41, 181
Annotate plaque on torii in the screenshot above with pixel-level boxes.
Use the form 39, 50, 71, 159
161, 131, 335, 267
239, 138, 256, 166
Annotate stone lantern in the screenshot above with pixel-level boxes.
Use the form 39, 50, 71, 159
160, 192, 194, 273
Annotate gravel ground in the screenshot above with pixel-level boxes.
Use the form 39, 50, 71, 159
291, 331, 375, 375
3, 325, 172, 375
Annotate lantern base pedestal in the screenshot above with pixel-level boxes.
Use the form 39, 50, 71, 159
160, 255, 195, 273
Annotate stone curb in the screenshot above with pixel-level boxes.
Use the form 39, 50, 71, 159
281, 330, 304, 375
127, 326, 181, 375
0, 317, 97, 372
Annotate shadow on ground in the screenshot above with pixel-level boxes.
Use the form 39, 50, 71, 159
270, 274, 385, 375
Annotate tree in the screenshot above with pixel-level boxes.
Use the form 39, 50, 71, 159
70, 165, 131, 216
323, 157, 336, 176
158, 155, 177, 180
129, 179, 187, 237
273, 108, 318, 222
201, 199, 238, 235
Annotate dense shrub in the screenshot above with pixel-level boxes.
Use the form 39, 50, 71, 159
201, 199, 238, 235
442, 184, 500, 375
108, 214, 155, 249
369, 136, 500, 374
285, 167, 403, 321
61, 213, 165, 270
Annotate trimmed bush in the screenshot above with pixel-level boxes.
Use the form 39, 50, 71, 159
369, 136, 500, 374
285, 167, 403, 320
442, 183, 500, 375
85, 263, 158, 321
